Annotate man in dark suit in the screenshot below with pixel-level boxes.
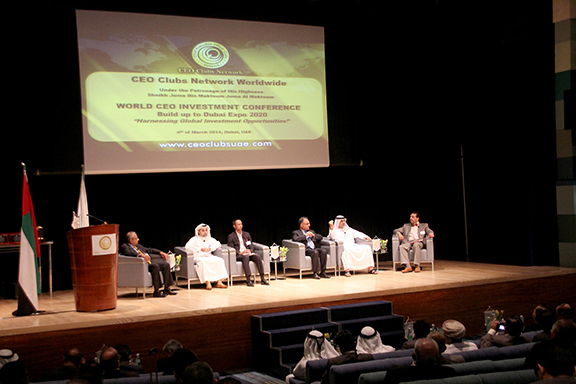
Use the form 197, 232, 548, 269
119, 231, 176, 297
227, 219, 269, 287
393, 211, 434, 273
292, 217, 330, 279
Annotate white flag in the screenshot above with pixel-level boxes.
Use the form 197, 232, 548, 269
71, 167, 89, 229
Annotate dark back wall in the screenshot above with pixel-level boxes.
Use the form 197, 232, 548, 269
2, 1, 557, 291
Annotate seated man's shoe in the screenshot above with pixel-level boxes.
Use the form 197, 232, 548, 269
163, 288, 178, 295
313, 273, 321, 280
320, 272, 331, 279
414, 266, 422, 273
206, 282, 212, 290
216, 281, 227, 289
246, 280, 254, 287
402, 266, 413, 273
261, 279, 270, 286
153, 291, 166, 297
344, 271, 352, 277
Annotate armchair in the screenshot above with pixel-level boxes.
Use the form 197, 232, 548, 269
391, 235, 434, 271
281, 239, 337, 279
223, 242, 271, 286
117, 255, 154, 298
173, 246, 231, 289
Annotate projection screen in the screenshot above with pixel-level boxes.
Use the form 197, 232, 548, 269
75, 10, 329, 174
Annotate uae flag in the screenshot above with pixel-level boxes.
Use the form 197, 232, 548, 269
13, 166, 41, 316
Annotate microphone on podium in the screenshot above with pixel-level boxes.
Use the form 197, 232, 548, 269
88, 214, 108, 225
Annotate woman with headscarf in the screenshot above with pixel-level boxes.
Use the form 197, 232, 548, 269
285, 330, 340, 383
328, 215, 375, 277
185, 224, 228, 290
356, 326, 395, 354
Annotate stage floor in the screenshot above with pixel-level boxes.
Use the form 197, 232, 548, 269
1, 260, 575, 338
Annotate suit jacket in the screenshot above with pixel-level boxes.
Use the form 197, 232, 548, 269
393, 223, 433, 245
292, 229, 324, 250
227, 231, 254, 254
119, 243, 163, 257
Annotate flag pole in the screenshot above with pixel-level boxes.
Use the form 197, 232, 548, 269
13, 162, 44, 316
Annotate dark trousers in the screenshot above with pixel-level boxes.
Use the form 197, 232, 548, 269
237, 253, 265, 280
149, 255, 174, 291
305, 248, 327, 273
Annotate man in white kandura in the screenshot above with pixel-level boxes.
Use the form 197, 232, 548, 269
185, 224, 228, 290
328, 215, 376, 277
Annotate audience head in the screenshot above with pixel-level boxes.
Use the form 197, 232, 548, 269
163, 339, 184, 356
0, 360, 28, 384
534, 342, 575, 380
0, 349, 19, 369
505, 316, 525, 337
413, 338, 440, 367
556, 303, 574, 320
113, 344, 131, 363
428, 331, 447, 353
442, 320, 466, 342
536, 307, 557, 333
181, 361, 215, 384
551, 319, 576, 346
413, 320, 431, 340
333, 329, 356, 354
99, 347, 120, 373
170, 348, 199, 381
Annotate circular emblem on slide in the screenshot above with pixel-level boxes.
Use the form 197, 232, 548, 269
99, 236, 112, 250
192, 42, 230, 68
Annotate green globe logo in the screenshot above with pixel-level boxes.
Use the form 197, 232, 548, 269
192, 42, 230, 69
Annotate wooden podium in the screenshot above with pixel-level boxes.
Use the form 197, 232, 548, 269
67, 224, 119, 312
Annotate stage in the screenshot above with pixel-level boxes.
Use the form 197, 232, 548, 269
1, 260, 575, 381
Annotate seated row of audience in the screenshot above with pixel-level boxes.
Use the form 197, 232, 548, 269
1, 302, 574, 383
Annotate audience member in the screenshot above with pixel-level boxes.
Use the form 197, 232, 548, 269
533, 308, 557, 343
556, 303, 574, 321
114, 344, 144, 374
181, 361, 216, 384
356, 326, 395, 354
99, 346, 138, 379
0, 349, 19, 369
530, 342, 575, 383
286, 330, 339, 383
320, 329, 373, 384
42, 348, 85, 381
428, 331, 464, 364
381, 338, 456, 384
402, 320, 430, 349
0, 360, 28, 384
525, 319, 576, 371
480, 316, 530, 348
169, 348, 199, 382
525, 304, 554, 332
442, 320, 477, 354
159, 339, 184, 375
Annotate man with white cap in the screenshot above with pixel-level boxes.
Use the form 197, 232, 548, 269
185, 224, 228, 290
285, 330, 339, 383
0, 349, 18, 369
328, 215, 376, 277
356, 326, 395, 354
442, 320, 477, 354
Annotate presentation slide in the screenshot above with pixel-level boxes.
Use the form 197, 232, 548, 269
76, 10, 329, 174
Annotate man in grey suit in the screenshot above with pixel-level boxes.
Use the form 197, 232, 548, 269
393, 212, 434, 273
